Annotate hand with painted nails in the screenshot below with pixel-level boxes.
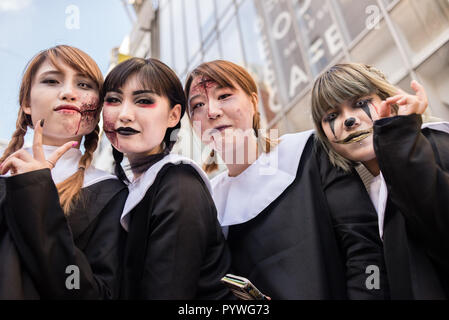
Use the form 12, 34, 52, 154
0, 119, 79, 176
376, 80, 428, 118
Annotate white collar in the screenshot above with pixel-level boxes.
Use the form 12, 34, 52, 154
367, 173, 388, 240
1, 145, 116, 188
369, 121, 449, 239
211, 130, 315, 227
120, 153, 211, 232
421, 120, 449, 133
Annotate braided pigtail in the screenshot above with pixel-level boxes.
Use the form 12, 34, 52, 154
56, 125, 100, 215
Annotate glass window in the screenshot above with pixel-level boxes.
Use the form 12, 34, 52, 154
184, 0, 201, 60
285, 93, 314, 133
204, 38, 220, 61
293, 0, 345, 76
335, 0, 380, 43
172, 0, 187, 74
260, 0, 310, 104
269, 116, 289, 137
219, 16, 245, 65
215, 0, 233, 16
187, 52, 202, 74
159, 2, 173, 67
159, 0, 169, 10
237, 0, 283, 123
383, 0, 399, 9
218, 2, 236, 30
389, 0, 449, 65
395, 74, 414, 95
199, 0, 216, 40
350, 20, 407, 84
416, 42, 449, 121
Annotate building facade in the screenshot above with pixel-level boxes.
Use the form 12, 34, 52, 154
137, 0, 449, 129
96, 0, 449, 171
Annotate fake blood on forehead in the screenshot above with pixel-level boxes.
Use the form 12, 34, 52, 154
191, 77, 219, 99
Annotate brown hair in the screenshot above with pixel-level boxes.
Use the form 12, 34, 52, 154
184, 60, 276, 173
311, 63, 399, 171
102, 57, 186, 183
0, 45, 104, 214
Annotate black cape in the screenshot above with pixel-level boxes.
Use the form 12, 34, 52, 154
328, 114, 449, 299
0, 169, 128, 299
121, 163, 232, 299
226, 136, 350, 299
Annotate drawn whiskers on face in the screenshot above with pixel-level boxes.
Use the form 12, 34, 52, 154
334, 128, 373, 145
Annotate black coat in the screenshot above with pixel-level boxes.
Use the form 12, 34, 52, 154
226, 137, 348, 299
376, 114, 449, 299
121, 163, 232, 300
327, 114, 449, 299
0, 169, 128, 299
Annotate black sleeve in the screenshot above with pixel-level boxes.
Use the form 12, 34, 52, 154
4, 169, 128, 299
373, 114, 449, 268
316, 142, 389, 299
140, 165, 229, 299
0, 178, 5, 227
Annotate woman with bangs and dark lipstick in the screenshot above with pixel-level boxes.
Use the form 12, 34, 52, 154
311, 63, 449, 299
101, 57, 232, 300
0, 45, 128, 299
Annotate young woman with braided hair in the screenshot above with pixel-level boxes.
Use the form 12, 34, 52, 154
0, 45, 128, 299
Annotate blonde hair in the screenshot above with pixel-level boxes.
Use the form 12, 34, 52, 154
0, 45, 104, 214
311, 63, 399, 172
184, 60, 277, 173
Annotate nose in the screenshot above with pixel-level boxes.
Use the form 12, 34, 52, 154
344, 117, 356, 128
118, 100, 134, 123
207, 99, 223, 120
59, 83, 77, 102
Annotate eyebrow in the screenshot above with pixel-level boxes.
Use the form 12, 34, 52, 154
38, 70, 91, 80
133, 90, 156, 95
38, 70, 62, 78
106, 89, 157, 95
188, 84, 228, 102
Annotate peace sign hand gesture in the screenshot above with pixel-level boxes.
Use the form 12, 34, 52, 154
0, 119, 78, 176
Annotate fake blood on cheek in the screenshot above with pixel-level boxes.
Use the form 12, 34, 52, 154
102, 114, 118, 148
73, 98, 100, 135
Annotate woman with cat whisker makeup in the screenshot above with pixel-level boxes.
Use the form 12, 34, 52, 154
312, 63, 449, 299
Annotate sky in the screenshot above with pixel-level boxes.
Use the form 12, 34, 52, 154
0, 0, 133, 144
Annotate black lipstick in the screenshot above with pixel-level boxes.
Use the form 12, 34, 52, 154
116, 127, 140, 136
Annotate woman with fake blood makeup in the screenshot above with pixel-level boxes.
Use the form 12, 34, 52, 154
102, 57, 232, 299
0, 45, 128, 299
311, 63, 449, 299
184, 60, 361, 299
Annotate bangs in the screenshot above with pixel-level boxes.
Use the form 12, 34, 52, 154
312, 66, 377, 119
185, 60, 258, 100
190, 64, 237, 91
103, 59, 167, 98
46, 46, 103, 90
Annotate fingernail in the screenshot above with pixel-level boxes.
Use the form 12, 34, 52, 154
40, 119, 45, 127
72, 142, 79, 147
